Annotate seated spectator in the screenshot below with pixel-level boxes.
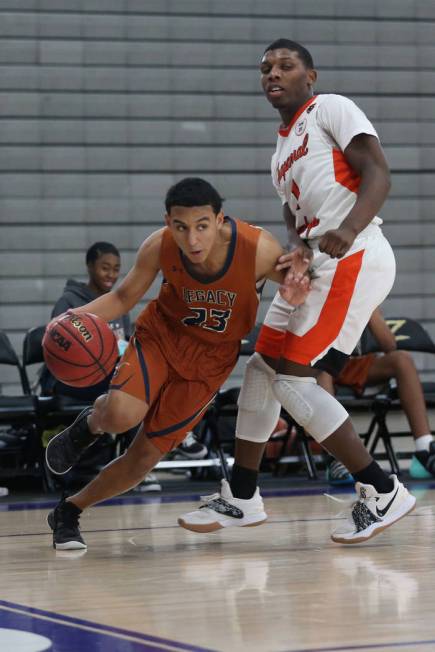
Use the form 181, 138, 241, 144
40, 241, 131, 401
318, 308, 434, 482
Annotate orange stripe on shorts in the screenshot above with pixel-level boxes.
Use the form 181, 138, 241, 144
282, 249, 365, 365
255, 324, 286, 359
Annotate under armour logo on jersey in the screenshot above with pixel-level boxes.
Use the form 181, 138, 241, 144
307, 103, 316, 113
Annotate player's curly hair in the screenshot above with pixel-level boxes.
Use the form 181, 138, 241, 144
264, 39, 314, 69
165, 177, 224, 215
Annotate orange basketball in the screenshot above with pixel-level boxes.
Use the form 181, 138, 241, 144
42, 312, 118, 388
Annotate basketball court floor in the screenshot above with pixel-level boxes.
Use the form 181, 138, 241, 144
0, 479, 435, 652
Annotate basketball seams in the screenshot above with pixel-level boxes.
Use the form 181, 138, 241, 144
49, 322, 104, 367
43, 313, 118, 387
56, 317, 106, 373
45, 353, 107, 385
100, 332, 118, 372
87, 312, 105, 361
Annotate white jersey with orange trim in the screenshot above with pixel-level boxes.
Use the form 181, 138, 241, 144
271, 93, 381, 239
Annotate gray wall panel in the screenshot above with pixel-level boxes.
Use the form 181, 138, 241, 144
2, 117, 435, 147
0, 2, 434, 393
2, 13, 435, 45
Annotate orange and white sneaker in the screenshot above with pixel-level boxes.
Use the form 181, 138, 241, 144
178, 480, 267, 533
331, 475, 416, 544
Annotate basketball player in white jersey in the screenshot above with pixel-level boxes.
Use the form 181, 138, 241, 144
179, 39, 415, 544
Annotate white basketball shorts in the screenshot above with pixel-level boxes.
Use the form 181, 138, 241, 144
256, 224, 396, 374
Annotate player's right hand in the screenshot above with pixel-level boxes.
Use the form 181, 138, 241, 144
275, 243, 313, 279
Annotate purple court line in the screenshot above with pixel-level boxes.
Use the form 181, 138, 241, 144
0, 599, 217, 652
1, 481, 434, 513
279, 638, 435, 651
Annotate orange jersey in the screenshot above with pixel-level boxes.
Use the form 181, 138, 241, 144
135, 217, 262, 382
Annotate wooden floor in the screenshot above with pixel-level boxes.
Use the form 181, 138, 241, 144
0, 482, 435, 652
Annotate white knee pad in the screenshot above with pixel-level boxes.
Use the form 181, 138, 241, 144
236, 353, 282, 443
272, 374, 348, 443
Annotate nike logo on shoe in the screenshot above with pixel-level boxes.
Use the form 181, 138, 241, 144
376, 487, 399, 517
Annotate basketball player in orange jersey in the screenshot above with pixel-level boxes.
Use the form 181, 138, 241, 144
179, 39, 416, 544
45, 177, 309, 550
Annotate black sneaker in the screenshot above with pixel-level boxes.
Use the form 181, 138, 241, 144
411, 441, 435, 478
45, 407, 97, 475
173, 431, 208, 460
47, 500, 87, 550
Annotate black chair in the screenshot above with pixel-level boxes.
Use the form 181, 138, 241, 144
22, 325, 92, 422
23, 325, 107, 492
0, 329, 44, 483
339, 317, 435, 476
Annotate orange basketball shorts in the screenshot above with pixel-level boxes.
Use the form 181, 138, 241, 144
109, 333, 235, 453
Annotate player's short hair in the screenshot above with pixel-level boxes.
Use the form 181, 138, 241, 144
263, 39, 314, 69
86, 242, 120, 265
165, 177, 224, 215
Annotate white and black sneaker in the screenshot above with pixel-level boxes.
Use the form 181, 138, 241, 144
171, 431, 208, 460
331, 475, 416, 544
178, 479, 267, 533
47, 499, 87, 550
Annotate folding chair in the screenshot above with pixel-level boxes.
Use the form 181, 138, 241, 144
22, 325, 92, 421
23, 326, 115, 491
0, 330, 44, 482
343, 317, 435, 475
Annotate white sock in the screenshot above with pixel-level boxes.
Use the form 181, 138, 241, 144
415, 434, 434, 452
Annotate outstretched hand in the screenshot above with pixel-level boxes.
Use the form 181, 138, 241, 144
279, 272, 311, 305
275, 243, 313, 279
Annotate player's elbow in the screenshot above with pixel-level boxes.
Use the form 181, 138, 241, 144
112, 288, 136, 315
383, 168, 392, 195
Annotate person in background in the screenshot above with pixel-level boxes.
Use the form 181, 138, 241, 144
41, 241, 131, 401
319, 308, 434, 483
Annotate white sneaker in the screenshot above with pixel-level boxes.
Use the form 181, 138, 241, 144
133, 473, 162, 492
178, 479, 267, 533
331, 475, 416, 544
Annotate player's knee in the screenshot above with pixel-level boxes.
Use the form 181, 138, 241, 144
238, 353, 276, 411
97, 392, 147, 433
236, 353, 281, 443
272, 375, 348, 443
386, 349, 414, 374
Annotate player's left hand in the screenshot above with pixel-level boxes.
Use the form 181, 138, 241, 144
279, 273, 310, 306
318, 226, 356, 258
